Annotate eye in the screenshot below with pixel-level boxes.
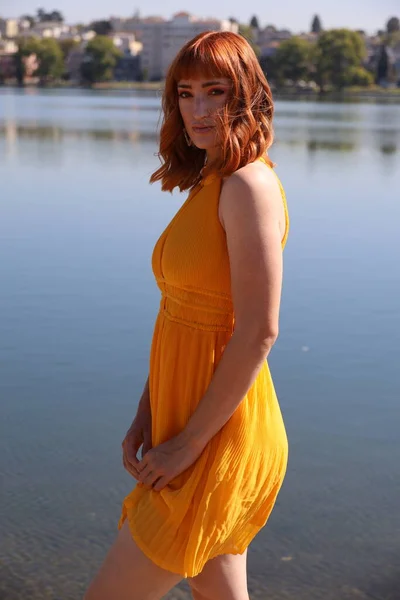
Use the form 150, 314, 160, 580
178, 91, 191, 98
209, 88, 225, 96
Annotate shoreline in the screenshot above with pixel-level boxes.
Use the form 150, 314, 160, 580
2, 81, 400, 103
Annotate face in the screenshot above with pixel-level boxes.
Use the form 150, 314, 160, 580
177, 76, 231, 158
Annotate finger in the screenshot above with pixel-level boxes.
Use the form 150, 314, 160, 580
141, 470, 158, 488
124, 453, 139, 479
123, 443, 140, 471
142, 439, 152, 458
153, 475, 169, 492
136, 454, 150, 472
123, 454, 138, 479
126, 437, 143, 469
137, 462, 153, 481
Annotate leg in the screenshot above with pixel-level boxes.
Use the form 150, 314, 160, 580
84, 519, 182, 600
187, 548, 249, 600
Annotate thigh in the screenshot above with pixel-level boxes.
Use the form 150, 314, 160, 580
187, 548, 249, 600
84, 519, 183, 600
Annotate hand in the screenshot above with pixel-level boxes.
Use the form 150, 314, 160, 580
136, 432, 205, 492
122, 409, 152, 480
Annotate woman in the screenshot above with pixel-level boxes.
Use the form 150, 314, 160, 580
85, 30, 289, 600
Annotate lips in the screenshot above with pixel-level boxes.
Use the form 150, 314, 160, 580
192, 125, 215, 133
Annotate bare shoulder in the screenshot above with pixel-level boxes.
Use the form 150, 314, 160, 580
219, 160, 284, 232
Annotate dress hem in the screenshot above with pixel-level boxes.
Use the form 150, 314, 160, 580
119, 513, 250, 579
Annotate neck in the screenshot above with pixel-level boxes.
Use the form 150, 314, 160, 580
206, 148, 220, 169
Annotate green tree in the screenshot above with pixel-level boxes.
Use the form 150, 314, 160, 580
345, 66, 374, 87
90, 20, 113, 35
273, 37, 313, 85
250, 15, 260, 30
59, 38, 79, 60
14, 37, 40, 85
35, 38, 64, 83
80, 35, 122, 84
238, 24, 260, 58
386, 16, 399, 33
314, 29, 367, 91
311, 15, 322, 34
49, 10, 64, 22
35, 8, 63, 22
376, 44, 389, 82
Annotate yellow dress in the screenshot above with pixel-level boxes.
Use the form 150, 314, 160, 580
118, 156, 290, 578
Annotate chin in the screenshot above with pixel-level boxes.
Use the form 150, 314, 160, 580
192, 139, 218, 151
193, 142, 210, 150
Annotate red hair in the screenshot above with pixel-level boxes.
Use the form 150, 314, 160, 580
150, 31, 275, 192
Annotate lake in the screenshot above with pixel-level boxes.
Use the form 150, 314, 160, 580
0, 87, 399, 600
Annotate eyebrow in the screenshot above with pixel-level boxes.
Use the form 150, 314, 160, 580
177, 80, 227, 89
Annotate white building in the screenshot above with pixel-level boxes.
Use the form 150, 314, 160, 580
138, 12, 239, 80
112, 33, 142, 56
0, 38, 17, 53
0, 18, 19, 38
18, 21, 72, 39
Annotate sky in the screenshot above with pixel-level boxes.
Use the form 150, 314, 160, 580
2, 0, 399, 35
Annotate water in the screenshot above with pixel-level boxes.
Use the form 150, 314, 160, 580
0, 87, 399, 600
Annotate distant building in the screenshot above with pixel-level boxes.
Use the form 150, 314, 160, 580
0, 53, 15, 80
111, 32, 143, 81
112, 33, 142, 56
114, 55, 141, 81
257, 26, 292, 58
18, 21, 72, 40
137, 12, 238, 80
0, 38, 17, 54
0, 18, 19, 38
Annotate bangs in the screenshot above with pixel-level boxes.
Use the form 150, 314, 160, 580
172, 35, 234, 83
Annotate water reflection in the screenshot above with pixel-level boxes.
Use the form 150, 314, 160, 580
0, 123, 157, 142
0, 122, 398, 157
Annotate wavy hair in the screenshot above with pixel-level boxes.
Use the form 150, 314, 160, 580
150, 30, 275, 192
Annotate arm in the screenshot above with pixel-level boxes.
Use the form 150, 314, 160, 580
136, 375, 151, 416
178, 164, 285, 450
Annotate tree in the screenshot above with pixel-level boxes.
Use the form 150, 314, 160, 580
80, 35, 122, 84
36, 8, 64, 22
90, 20, 113, 36
376, 44, 389, 82
314, 28, 367, 91
386, 16, 400, 33
259, 55, 279, 82
250, 15, 260, 30
311, 15, 322, 34
273, 37, 313, 85
20, 14, 36, 28
35, 38, 64, 83
238, 24, 260, 58
345, 66, 374, 87
37, 8, 46, 22
59, 38, 79, 60
14, 37, 40, 85
49, 10, 64, 22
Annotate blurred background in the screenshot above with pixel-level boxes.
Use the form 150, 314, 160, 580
0, 2, 400, 599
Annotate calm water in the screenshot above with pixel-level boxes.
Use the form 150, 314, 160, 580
1, 88, 400, 600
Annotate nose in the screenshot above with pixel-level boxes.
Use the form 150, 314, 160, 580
193, 96, 210, 120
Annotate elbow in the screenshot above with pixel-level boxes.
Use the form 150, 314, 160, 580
258, 327, 279, 351
235, 322, 279, 351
